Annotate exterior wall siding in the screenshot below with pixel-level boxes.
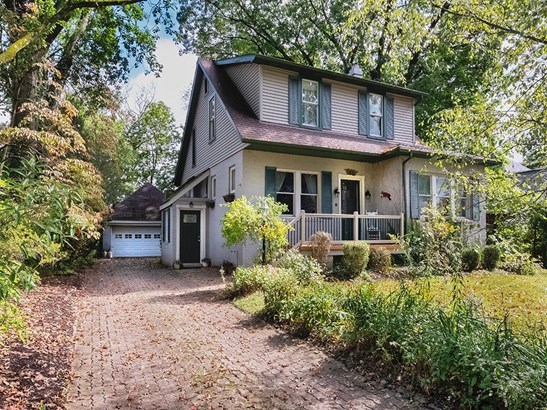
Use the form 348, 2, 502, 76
181, 77, 247, 185
330, 80, 359, 135
261, 66, 291, 124
391, 94, 415, 144
260, 66, 417, 145
225, 64, 261, 117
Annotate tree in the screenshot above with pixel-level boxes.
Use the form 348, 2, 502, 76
124, 99, 180, 191
221, 196, 290, 264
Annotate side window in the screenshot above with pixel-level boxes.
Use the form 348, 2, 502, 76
191, 129, 196, 167
417, 174, 431, 216
275, 171, 295, 215
211, 176, 217, 199
300, 173, 318, 213
229, 166, 236, 194
208, 96, 216, 143
204, 78, 208, 95
162, 209, 171, 243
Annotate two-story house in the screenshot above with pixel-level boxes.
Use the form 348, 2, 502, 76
160, 55, 488, 268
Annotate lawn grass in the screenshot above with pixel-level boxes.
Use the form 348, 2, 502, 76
233, 291, 265, 314
372, 270, 547, 336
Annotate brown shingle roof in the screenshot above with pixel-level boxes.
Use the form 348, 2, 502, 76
112, 183, 165, 221
199, 59, 432, 158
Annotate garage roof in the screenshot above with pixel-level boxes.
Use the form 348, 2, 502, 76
112, 183, 165, 221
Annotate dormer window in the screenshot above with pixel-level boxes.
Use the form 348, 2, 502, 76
368, 93, 383, 137
302, 79, 319, 127
289, 77, 331, 130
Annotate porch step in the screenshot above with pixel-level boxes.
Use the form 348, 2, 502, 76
300, 242, 403, 255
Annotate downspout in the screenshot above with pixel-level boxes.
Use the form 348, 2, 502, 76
402, 153, 413, 235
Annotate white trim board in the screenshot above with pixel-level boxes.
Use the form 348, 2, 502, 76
161, 170, 210, 210
108, 221, 161, 226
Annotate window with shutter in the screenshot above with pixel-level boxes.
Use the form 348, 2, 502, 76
288, 77, 331, 130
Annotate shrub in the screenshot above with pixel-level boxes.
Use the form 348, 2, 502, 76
339, 242, 370, 279
274, 249, 323, 285
403, 206, 462, 277
483, 245, 501, 270
367, 248, 392, 274
461, 248, 481, 272
501, 252, 537, 275
232, 265, 273, 295
309, 231, 332, 269
262, 268, 300, 318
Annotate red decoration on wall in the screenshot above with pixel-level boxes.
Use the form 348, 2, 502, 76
380, 191, 392, 201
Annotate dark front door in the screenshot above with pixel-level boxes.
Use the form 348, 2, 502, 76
180, 210, 201, 264
341, 179, 360, 240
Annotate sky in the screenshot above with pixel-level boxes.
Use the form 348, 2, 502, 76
125, 38, 197, 127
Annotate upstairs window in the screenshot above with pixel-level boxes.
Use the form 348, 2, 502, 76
204, 78, 208, 94
191, 129, 196, 167
208, 96, 216, 142
301, 79, 319, 127
211, 175, 217, 200
289, 77, 331, 129
368, 93, 383, 137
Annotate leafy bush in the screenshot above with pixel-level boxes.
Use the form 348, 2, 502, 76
338, 242, 370, 279
221, 196, 290, 263
403, 206, 462, 276
274, 249, 323, 285
501, 252, 537, 275
483, 245, 501, 270
232, 265, 273, 295
461, 247, 481, 272
367, 248, 392, 274
260, 277, 547, 408
309, 231, 332, 269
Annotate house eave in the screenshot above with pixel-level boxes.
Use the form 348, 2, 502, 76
107, 220, 161, 226
216, 54, 426, 100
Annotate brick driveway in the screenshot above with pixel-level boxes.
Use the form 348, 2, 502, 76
67, 258, 424, 409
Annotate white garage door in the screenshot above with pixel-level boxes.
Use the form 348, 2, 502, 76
111, 226, 161, 257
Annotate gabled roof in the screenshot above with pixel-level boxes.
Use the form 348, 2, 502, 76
216, 54, 426, 99
112, 183, 165, 221
174, 56, 493, 186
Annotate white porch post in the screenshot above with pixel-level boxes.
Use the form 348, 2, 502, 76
300, 210, 306, 244
400, 213, 405, 237
353, 211, 359, 241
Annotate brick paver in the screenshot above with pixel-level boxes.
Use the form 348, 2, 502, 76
67, 258, 425, 409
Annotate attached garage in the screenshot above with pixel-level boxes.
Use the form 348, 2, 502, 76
103, 183, 165, 258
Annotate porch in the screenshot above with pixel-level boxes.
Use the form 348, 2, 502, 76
286, 211, 405, 254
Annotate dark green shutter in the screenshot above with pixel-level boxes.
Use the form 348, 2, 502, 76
320, 83, 331, 130
385, 96, 394, 140
288, 77, 300, 125
265, 166, 277, 197
410, 171, 419, 219
321, 171, 332, 213
358, 91, 368, 136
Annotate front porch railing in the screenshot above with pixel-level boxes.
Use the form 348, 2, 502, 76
286, 211, 404, 248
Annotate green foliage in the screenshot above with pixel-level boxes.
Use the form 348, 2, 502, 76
274, 249, 323, 285
367, 248, 392, 274
501, 252, 538, 276
232, 265, 274, 296
404, 207, 462, 277
461, 248, 481, 272
221, 196, 290, 263
259, 274, 547, 408
483, 245, 501, 271
336, 242, 370, 280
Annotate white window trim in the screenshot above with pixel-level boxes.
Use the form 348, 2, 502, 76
369, 93, 384, 138
208, 95, 216, 143
229, 165, 236, 194
417, 173, 474, 221
276, 169, 321, 216
301, 79, 319, 128
211, 175, 217, 200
